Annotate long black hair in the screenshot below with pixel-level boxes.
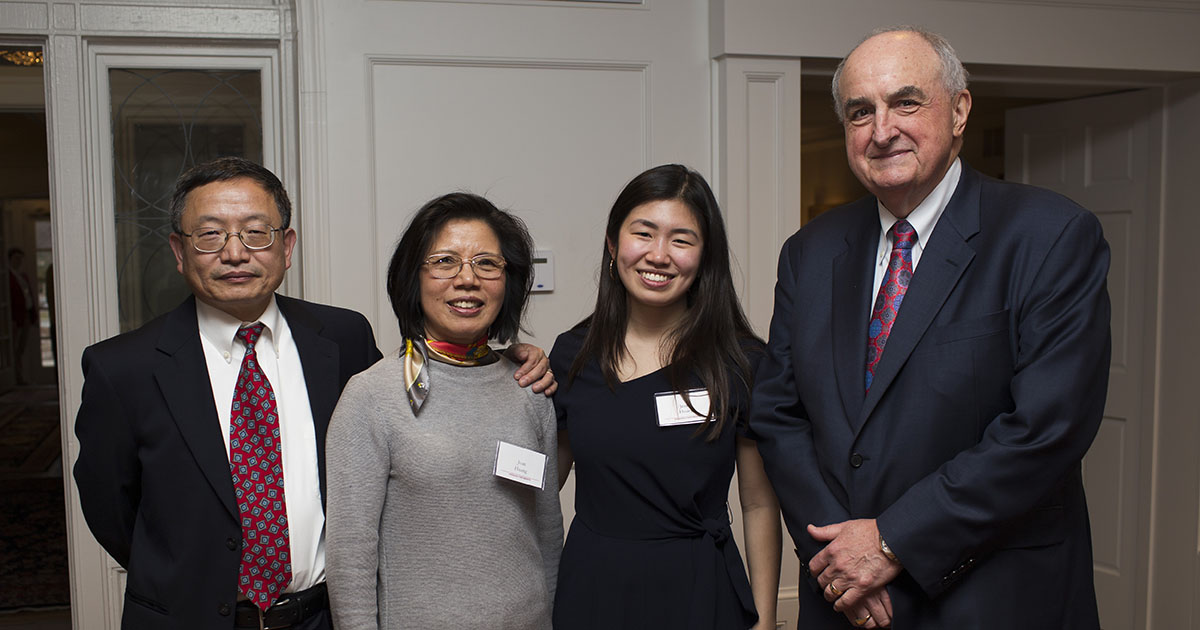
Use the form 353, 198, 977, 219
569, 164, 761, 440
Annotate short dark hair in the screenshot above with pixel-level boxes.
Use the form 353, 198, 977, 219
170, 157, 293, 233
570, 164, 761, 440
386, 192, 534, 344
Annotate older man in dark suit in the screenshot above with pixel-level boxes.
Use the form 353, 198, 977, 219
753, 28, 1109, 629
74, 157, 553, 629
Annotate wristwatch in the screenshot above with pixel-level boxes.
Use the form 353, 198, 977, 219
879, 533, 899, 563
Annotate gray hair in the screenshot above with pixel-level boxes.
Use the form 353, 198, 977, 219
831, 26, 969, 122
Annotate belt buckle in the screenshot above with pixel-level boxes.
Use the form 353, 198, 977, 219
261, 597, 291, 630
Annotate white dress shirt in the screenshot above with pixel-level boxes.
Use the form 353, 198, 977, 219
196, 296, 325, 592
870, 158, 963, 303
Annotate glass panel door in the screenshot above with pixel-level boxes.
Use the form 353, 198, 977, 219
108, 68, 263, 332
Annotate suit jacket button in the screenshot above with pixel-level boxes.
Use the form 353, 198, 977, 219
218, 603, 231, 616
850, 453, 864, 468
226, 537, 239, 551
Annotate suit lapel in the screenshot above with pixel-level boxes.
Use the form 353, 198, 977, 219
277, 295, 340, 505
832, 204, 879, 425
153, 296, 239, 521
856, 166, 982, 432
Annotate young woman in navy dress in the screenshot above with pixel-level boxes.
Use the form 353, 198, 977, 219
551, 164, 782, 629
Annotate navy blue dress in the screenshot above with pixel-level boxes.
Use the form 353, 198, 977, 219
550, 327, 761, 630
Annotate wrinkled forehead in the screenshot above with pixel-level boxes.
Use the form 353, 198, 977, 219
427, 218, 502, 254
839, 33, 942, 102
182, 178, 283, 226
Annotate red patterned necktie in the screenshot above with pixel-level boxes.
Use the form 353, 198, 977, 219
865, 219, 917, 392
230, 323, 292, 610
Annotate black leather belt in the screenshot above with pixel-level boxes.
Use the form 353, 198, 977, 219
234, 583, 328, 630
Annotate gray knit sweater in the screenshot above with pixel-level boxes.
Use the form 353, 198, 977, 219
325, 351, 561, 629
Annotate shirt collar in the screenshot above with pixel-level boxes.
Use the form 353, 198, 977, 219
876, 157, 961, 249
196, 295, 282, 357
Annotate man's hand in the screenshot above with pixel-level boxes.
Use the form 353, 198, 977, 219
842, 590, 893, 628
504, 343, 557, 396
808, 519, 901, 625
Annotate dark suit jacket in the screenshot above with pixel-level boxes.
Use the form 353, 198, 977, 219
9, 269, 35, 326
73, 294, 382, 629
754, 163, 1109, 629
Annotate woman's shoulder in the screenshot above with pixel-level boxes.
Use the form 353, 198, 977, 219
334, 353, 403, 409
734, 335, 767, 384
551, 325, 587, 354
549, 324, 588, 369
487, 355, 556, 416
737, 334, 766, 356
343, 351, 402, 388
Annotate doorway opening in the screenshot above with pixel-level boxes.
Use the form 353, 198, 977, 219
0, 43, 70, 629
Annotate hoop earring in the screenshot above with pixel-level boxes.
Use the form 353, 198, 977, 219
608, 258, 615, 279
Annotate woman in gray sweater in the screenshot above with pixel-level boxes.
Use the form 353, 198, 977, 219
325, 193, 561, 629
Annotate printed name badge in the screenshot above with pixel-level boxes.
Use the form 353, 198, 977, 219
493, 441, 548, 490
655, 388, 711, 427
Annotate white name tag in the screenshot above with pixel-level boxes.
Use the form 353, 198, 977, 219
655, 388, 711, 427
493, 440, 547, 490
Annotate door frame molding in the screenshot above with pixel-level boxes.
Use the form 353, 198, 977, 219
1, 3, 294, 627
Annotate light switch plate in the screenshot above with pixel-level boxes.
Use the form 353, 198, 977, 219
532, 249, 553, 292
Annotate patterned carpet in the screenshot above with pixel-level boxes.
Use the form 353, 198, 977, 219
0, 478, 69, 611
0, 388, 69, 612
0, 403, 60, 476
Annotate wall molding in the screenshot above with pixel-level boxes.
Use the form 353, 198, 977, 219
351, 53, 651, 325
951, 0, 1200, 14
3, 5, 293, 626
714, 55, 801, 337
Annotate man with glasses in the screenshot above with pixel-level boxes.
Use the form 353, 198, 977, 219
73, 157, 555, 629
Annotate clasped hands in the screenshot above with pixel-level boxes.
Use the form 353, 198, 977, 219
808, 519, 902, 628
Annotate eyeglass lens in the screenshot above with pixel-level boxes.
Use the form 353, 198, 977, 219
426, 255, 505, 279
191, 226, 275, 252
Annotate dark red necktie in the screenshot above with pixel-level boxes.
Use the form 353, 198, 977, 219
865, 220, 917, 391
230, 323, 292, 610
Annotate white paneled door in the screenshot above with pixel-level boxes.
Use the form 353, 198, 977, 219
1005, 89, 1160, 630
300, 0, 713, 353
300, 0, 716, 608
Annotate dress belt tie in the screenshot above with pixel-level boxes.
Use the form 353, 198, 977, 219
686, 517, 758, 627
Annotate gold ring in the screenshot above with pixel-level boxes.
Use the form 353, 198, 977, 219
855, 614, 872, 626
828, 583, 842, 597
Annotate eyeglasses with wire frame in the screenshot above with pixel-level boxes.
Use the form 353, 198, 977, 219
422, 254, 507, 279
180, 225, 283, 253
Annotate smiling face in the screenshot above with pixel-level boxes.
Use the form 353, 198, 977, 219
168, 177, 296, 322
419, 219, 506, 345
838, 31, 971, 217
608, 199, 703, 317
